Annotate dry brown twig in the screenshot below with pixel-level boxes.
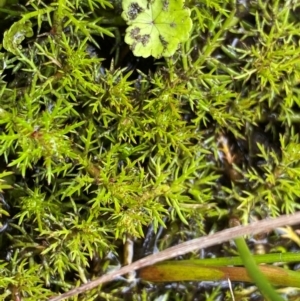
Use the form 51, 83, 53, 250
49, 211, 300, 301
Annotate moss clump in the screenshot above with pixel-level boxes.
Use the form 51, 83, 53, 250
0, 0, 300, 300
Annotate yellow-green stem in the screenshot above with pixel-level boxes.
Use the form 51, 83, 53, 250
234, 236, 285, 301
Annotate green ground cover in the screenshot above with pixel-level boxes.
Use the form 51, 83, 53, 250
0, 0, 300, 300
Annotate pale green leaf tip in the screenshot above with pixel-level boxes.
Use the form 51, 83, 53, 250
3, 19, 34, 55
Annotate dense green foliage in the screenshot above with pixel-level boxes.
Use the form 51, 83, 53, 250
0, 0, 300, 300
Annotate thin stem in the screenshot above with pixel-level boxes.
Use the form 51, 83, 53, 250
149, 252, 300, 267
53, 0, 67, 38
234, 236, 285, 301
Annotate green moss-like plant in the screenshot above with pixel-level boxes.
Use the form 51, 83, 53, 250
0, 0, 300, 300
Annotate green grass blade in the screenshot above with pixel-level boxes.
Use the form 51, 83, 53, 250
147, 252, 300, 267
139, 263, 300, 287
234, 236, 285, 301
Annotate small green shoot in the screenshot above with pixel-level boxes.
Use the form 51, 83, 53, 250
3, 19, 33, 55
